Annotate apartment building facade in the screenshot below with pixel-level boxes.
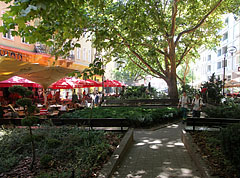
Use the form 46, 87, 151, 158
192, 13, 240, 88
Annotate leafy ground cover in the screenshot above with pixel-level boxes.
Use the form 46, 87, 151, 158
60, 107, 181, 128
0, 127, 123, 178
190, 125, 240, 178
203, 105, 240, 118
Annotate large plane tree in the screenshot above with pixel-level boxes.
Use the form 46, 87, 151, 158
1, 0, 239, 99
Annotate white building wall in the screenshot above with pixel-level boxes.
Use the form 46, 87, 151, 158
193, 14, 240, 88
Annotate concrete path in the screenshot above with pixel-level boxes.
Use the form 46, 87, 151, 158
112, 123, 201, 178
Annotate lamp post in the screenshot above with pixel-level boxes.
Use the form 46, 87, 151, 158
223, 53, 226, 96
222, 46, 237, 95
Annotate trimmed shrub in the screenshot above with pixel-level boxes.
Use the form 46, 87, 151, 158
40, 154, 54, 168
220, 124, 240, 175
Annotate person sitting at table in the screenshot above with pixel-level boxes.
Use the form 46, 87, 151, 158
3, 104, 19, 118
73, 101, 81, 109
47, 91, 53, 101
40, 105, 49, 116
0, 103, 4, 118
59, 102, 68, 111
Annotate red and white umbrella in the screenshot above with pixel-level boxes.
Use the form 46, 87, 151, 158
49, 77, 79, 89
0, 76, 42, 88
85, 79, 102, 88
112, 80, 126, 87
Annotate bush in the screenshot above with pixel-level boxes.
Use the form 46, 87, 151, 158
46, 138, 62, 149
220, 124, 240, 175
0, 127, 119, 177
203, 105, 240, 118
60, 107, 181, 128
40, 154, 54, 168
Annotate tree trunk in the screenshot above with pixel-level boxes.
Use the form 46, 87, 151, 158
29, 126, 36, 170
166, 74, 179, 100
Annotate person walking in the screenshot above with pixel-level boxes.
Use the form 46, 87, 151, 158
178, 91, 190, 123
192, 93, 203, 118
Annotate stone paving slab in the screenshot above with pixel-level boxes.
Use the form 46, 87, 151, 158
112, 123, 201, 178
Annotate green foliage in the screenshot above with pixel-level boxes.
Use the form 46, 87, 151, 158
122, 86, 149, 99
112, 69, 141, 85
179, 84, 200, 101
21, 116, 39, 126
1, 0, 239, 99
46, 138, 62, 149
8, 85, 33, 97
203, 105, 240, 118
220, 124, 240, 175
16, 98, 32, 107
0, 127, 119, 177
40, 154, 54, 168
36, 171, 72, 178
60, 107, 181, 128
120, 86, 162, 99
193, 131, 238, 177
201, 73, 223, 104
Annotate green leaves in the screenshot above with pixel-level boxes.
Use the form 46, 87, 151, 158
21, 116, 38, 126
1, 0, 239, 98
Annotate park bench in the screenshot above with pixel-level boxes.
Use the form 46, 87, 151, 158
0, 117, 129, 131
103, 99, 178, 107
51, 118, 129, 131
185, 117, 240, 131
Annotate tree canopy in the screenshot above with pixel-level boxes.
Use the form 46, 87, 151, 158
1, 0, 240, 99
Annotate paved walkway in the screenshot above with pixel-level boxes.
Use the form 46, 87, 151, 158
112, 123, 201, 178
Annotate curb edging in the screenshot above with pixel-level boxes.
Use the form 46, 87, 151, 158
181, 129, 217, 178
98, 129, 134, 178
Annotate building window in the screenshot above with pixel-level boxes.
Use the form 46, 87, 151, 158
225, 17, 229, 25
88, 49, 91, 62
222, 60, 227, 68
227, 75, 231, 81
217, 49, 221, 57
222, 46, 227, 55
76, 48, 81, 59
83, 48, 86, 60
208, 55, 211, 61
2, 27, 13, 40
217, 61, 221, 69
223, 32, 228, 41
21, 37, 29, 44
207, 65, 211, 72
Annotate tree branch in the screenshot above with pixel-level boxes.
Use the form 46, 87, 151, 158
127, 53, 160, 79
176, 74, 184, 85
138, 43, 167, 56
175, 0, 224, 46
176, 46, 193, 67
117, 33, 167, 79
170, 0, 179, 37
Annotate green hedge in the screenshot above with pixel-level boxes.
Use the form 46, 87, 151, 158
60, 107, 181, 127
203, 105, 240, 118
220, 124, 240, 175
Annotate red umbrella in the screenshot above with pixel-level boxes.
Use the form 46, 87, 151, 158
49, 77, 79, 89
112, 80, 126, 87
85, 79, 102, 88
0, 76, 42, 88
103, 80, 120, 87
